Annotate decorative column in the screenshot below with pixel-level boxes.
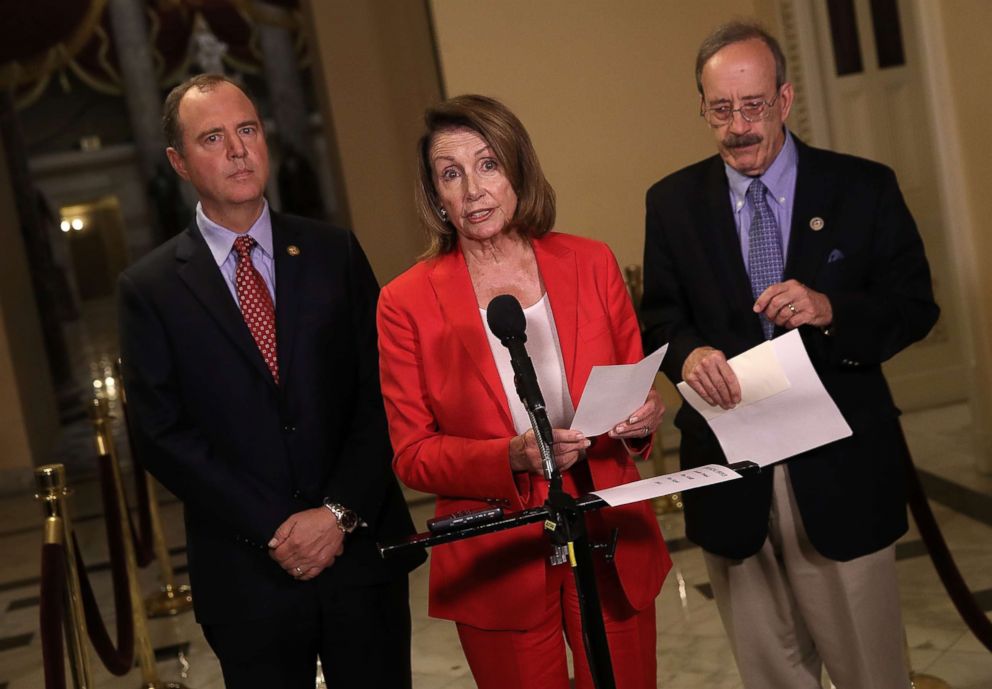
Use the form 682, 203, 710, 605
0, 93, 75, 405
106, 0, 167, 181
107, 0, 187, 244
0, 132, 59, 491
254, 1, 331, 220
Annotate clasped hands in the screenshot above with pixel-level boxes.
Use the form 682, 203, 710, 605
508, 388, 665, 474
268, 507, 344, 581
683, 280, 832, 409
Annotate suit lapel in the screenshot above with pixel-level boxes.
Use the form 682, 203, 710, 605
784, 140, 835, 285
176, 221, 278, 389
272, 213, 302, 383
428, 249, 515, 430
533, 237, 578, 399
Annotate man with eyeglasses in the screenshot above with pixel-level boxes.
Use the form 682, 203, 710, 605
641, 21, 938, 689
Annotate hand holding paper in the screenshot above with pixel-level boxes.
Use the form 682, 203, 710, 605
570, 345, 668, 436
678, 340, 791, 421
677, 331, 851, 466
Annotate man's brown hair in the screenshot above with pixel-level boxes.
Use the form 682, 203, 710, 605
162, 74, 261, 152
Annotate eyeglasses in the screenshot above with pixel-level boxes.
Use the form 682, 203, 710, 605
700, 92, 780, 126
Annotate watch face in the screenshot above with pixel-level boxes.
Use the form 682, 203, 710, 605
338, 509, 358, 532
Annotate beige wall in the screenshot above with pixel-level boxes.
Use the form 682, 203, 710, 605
302, 0, 443, 284
0, 136, 58, 491
429, 0, 769, 429
303, 1, 991, 463
932, 0, 992, 469
429, 0, 767, 271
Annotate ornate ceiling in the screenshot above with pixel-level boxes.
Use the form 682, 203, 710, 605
0, 0, 303, 107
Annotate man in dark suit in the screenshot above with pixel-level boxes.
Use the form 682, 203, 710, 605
118, 74, 424, 689
642, 22, 938, 689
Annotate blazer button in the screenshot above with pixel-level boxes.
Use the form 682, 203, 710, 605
292, 489, 302, 499
283, 424, 296, 433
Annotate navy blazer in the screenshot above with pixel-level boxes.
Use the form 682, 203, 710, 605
642, 137, 939, 561
118, 211, 424, 623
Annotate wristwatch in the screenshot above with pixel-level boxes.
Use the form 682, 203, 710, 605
322, 499, 359, 534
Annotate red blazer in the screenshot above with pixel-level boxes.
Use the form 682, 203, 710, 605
378, 232, 671, 630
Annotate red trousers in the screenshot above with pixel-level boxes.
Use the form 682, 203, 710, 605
456, 553, 657, 689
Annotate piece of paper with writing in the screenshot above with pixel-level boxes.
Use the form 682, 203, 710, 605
592, 464, 742, 507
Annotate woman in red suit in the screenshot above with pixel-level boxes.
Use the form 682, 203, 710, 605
377, 95, 671, 689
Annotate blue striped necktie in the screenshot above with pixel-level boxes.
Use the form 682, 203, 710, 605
746, 179, 784, 339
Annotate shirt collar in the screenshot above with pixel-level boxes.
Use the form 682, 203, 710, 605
196, 200, 274, 267
725, 128, 797, 211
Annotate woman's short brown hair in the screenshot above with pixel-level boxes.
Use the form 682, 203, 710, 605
414, 95, 556, 257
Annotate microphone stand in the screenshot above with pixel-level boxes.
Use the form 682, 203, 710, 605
383, 371, 759, 689
381, 460, 762, 687
494, 304, 620, 679
527, 403, 616, 687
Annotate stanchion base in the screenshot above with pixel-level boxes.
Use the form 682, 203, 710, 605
653, 492, 683, 515
145, 585, 193, 618
911, 673, 951, 689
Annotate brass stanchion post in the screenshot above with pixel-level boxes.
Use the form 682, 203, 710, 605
143, 474, 193, 617
90, 397, 190, 689
904, 631, 951, 689
35, 464, 93, 689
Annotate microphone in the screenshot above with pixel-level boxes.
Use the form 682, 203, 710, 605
487, 295, 546, 417
487, 295, 557, 481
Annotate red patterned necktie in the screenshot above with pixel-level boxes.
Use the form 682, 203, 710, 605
233, 235, 279, 383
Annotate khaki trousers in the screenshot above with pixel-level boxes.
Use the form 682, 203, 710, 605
704, 466, 910, 689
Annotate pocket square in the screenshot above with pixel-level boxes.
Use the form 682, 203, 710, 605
827, 249, 845, 264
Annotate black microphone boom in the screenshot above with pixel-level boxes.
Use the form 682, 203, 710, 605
486, 295, 556, 467
486, 295, 547, 421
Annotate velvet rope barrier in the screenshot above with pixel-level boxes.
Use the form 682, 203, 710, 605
123, 412, 155, 568
903, 431, 992, 652
39, 541, 66, 689
116, 362, 155, 567
128, 487, 156, 569
72, 455, 136, 675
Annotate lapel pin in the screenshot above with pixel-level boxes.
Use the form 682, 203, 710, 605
809, 217, 825, 231
287, 245, 301, 256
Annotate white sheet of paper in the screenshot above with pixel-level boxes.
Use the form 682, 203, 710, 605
679, 330, 852, 466
592, 463, 742, 507
679, 340, 791, 421
569, 345, 668, 436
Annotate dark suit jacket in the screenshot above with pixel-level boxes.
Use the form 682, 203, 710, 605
642, 137, 939, 561
118, 211, 424, 624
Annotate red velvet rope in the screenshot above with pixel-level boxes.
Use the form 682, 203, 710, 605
903, 431, 992, 652
72, 454, 135, 675
117, 365, 155, 568
39, 542, 66, 689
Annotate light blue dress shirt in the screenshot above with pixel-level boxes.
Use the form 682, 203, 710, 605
724, 129, 798, 273
196, 201, 277, 307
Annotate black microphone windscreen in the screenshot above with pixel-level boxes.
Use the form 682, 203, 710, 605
486, 294, 526, 341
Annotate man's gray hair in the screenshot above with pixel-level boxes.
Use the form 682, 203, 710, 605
695, 21, 787, 96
